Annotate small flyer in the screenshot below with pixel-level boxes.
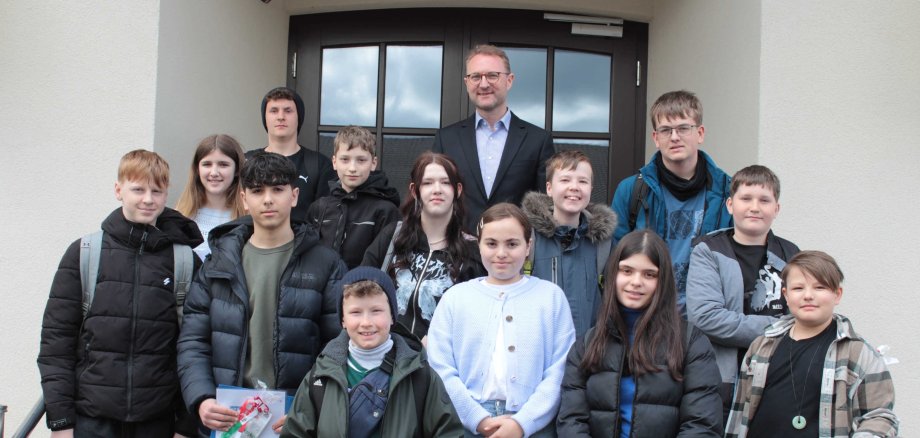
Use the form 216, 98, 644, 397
211, 385, 288, 438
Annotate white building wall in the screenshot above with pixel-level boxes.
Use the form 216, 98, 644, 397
649, 0, 916, 433
647, 0, 761, 174
154, 0, 289, 205
0, 2, 161, 434
759, 2, 920, 431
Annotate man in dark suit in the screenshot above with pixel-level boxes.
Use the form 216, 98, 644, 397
433, 44, 555, 232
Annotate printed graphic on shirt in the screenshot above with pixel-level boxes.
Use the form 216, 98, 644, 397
394, 253, 454, 320
667, 209, 704, 240
673, 261, 690, 298
746, 264, 786, 316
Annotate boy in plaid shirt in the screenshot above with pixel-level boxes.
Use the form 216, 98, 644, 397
725, 250, 898, 437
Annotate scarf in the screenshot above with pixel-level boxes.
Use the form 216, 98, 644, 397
655, 152, 710, 201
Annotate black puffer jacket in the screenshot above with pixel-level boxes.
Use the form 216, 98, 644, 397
177, 217, 346, 414
38, 208, 203, 430
557, 320, 723, 437
306, 171, 401, 268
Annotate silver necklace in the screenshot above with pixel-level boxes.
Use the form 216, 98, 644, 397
787, 326, 823, 430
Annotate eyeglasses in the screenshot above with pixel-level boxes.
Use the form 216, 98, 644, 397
464, 71, 509, 84
655, 124, 698, 137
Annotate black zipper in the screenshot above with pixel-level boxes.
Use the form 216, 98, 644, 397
127, 230, 148, 416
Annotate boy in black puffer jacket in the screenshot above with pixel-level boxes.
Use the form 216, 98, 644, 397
178, 152, 346, 437
38, 150, 203, 437
306, 126, 400, 269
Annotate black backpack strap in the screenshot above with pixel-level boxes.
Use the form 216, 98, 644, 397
308, 368, 325, 419
628, 173, 651, 230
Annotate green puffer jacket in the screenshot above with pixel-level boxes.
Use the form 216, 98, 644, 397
282, 331, 463, 437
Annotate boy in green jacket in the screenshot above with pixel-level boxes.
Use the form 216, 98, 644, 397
282, 267, 463, 437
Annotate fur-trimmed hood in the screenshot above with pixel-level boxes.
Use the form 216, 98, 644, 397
522, 191, 617, 243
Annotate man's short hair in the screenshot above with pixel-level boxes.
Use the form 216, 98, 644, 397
730, 165, 781, 200
264, 87, 297, 102
333, 125, 377, 157
649, 90, 703, 129
545, 149, 592, 183
118, 149, 170, 188
240, 151, 297, 189
261, 86, 306, 134
465, 44, 511, 73
781, 250, 845, 291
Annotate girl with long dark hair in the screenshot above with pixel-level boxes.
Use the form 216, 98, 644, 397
557, 229, 723, 437
362, 152, 484, 346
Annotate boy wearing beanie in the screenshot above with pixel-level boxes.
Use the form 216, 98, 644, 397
247, 86, 337, 220
283, 267, 463, 437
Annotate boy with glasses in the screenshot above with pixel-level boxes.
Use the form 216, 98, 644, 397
433, 44, 555, 232
610, 90, 733, 317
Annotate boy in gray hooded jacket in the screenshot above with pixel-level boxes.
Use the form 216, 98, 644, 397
686, 164, 799, 422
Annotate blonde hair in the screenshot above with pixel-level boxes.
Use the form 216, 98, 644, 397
465, 44, 511, 73
175, 135, 246, 219
545, 149, 592, 183
343, 280, 386, 300
118, 149, 170, 189
333, 125, 376, 157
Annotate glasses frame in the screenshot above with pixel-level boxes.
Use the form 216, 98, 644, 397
655, 124, 699, 137
463, 71, 510, 84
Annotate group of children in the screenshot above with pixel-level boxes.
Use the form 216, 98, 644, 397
37, 86, 898, 438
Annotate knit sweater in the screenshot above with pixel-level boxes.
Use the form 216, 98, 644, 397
427, 276, 575, 436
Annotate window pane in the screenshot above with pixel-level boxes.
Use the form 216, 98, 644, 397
385, 46, 442, 128
503, 47, 546, 128
380, 135, 434, 200
321, 46, 378, 126
553, 50, 610, 133
554, 138, 609, 204
318, 132, 336, 163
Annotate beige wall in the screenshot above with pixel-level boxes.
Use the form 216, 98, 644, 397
649, 0, 917, 432
647, 0, 761, 175
759, 1, 919, 430
285, 0, 653, 21
155, 0, 289, 205
0, 2, 161, 433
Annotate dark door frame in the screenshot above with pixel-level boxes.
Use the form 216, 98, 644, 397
287, 8, 648, 202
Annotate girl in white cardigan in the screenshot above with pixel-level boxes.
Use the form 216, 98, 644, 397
428, 203, 576, 438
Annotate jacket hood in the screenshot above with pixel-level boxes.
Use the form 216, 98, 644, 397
102, 207, 203, 251
328, 171, 401, 207
522, 191, 617, 243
